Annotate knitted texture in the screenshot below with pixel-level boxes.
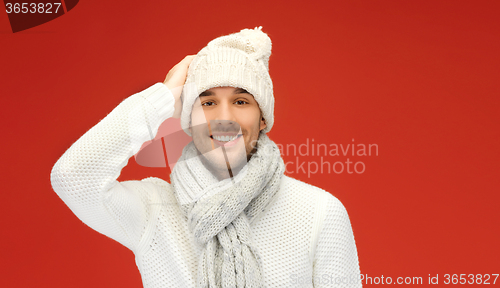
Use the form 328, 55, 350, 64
182, 27, 274, 136
50, 83, 362, 287
170, 133, 285, 287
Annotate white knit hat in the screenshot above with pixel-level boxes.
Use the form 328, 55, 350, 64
181, 26, 274, 136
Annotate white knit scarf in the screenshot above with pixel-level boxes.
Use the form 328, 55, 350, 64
170, 132, 285, 288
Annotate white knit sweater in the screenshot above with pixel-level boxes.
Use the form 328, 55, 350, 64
50, 83, 362, 287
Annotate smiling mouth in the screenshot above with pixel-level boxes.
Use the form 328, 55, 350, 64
210, 134, 243, 143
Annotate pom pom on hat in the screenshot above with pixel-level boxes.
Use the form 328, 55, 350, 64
207, 26, 272, 69
181, 27, 275, 136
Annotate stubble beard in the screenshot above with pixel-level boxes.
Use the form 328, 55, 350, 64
196, 136, 249, 180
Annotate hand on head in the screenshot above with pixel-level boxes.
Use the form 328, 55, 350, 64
163, 55, 196, 118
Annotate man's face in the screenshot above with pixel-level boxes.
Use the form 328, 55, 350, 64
189, 86, 266, 178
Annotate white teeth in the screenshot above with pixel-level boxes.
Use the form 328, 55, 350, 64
213, 135, 239, 142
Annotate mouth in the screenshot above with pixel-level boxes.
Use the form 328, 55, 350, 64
210, 133, 243, 147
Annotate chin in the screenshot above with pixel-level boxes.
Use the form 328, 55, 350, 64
201, 145, 247, 173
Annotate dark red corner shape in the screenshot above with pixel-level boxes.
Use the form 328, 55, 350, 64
4, 0, 78, 33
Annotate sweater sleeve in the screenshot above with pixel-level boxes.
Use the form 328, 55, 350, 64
313, 195, 362, 287
50, 83, 175, 252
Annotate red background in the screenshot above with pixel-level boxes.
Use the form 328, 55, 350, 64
1, 0, 499, 287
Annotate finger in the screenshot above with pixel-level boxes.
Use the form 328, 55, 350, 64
181, 55, 196, 65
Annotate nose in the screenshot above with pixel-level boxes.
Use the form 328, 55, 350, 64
210, 103, 239, 132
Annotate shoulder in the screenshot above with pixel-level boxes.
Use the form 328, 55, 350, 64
277, 175, 351, 241
277, 175, 345, 212
252, 175, 350, 263
256, 175, 346, 231
138, 176, 178, 204
141, 176, 172, 190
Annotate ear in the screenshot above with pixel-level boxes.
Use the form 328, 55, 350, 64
259, 116, 267, 131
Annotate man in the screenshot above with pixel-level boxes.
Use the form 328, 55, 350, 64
51, 27, 361, 287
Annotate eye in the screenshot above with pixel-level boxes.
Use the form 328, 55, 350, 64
235, 100, 248, 105
202, 101, 215, 107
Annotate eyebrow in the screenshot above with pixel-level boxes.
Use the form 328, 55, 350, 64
199, 88, 249, 97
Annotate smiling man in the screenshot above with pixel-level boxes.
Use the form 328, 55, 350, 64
188, 87, 264, 179
51, 27, 362, 288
